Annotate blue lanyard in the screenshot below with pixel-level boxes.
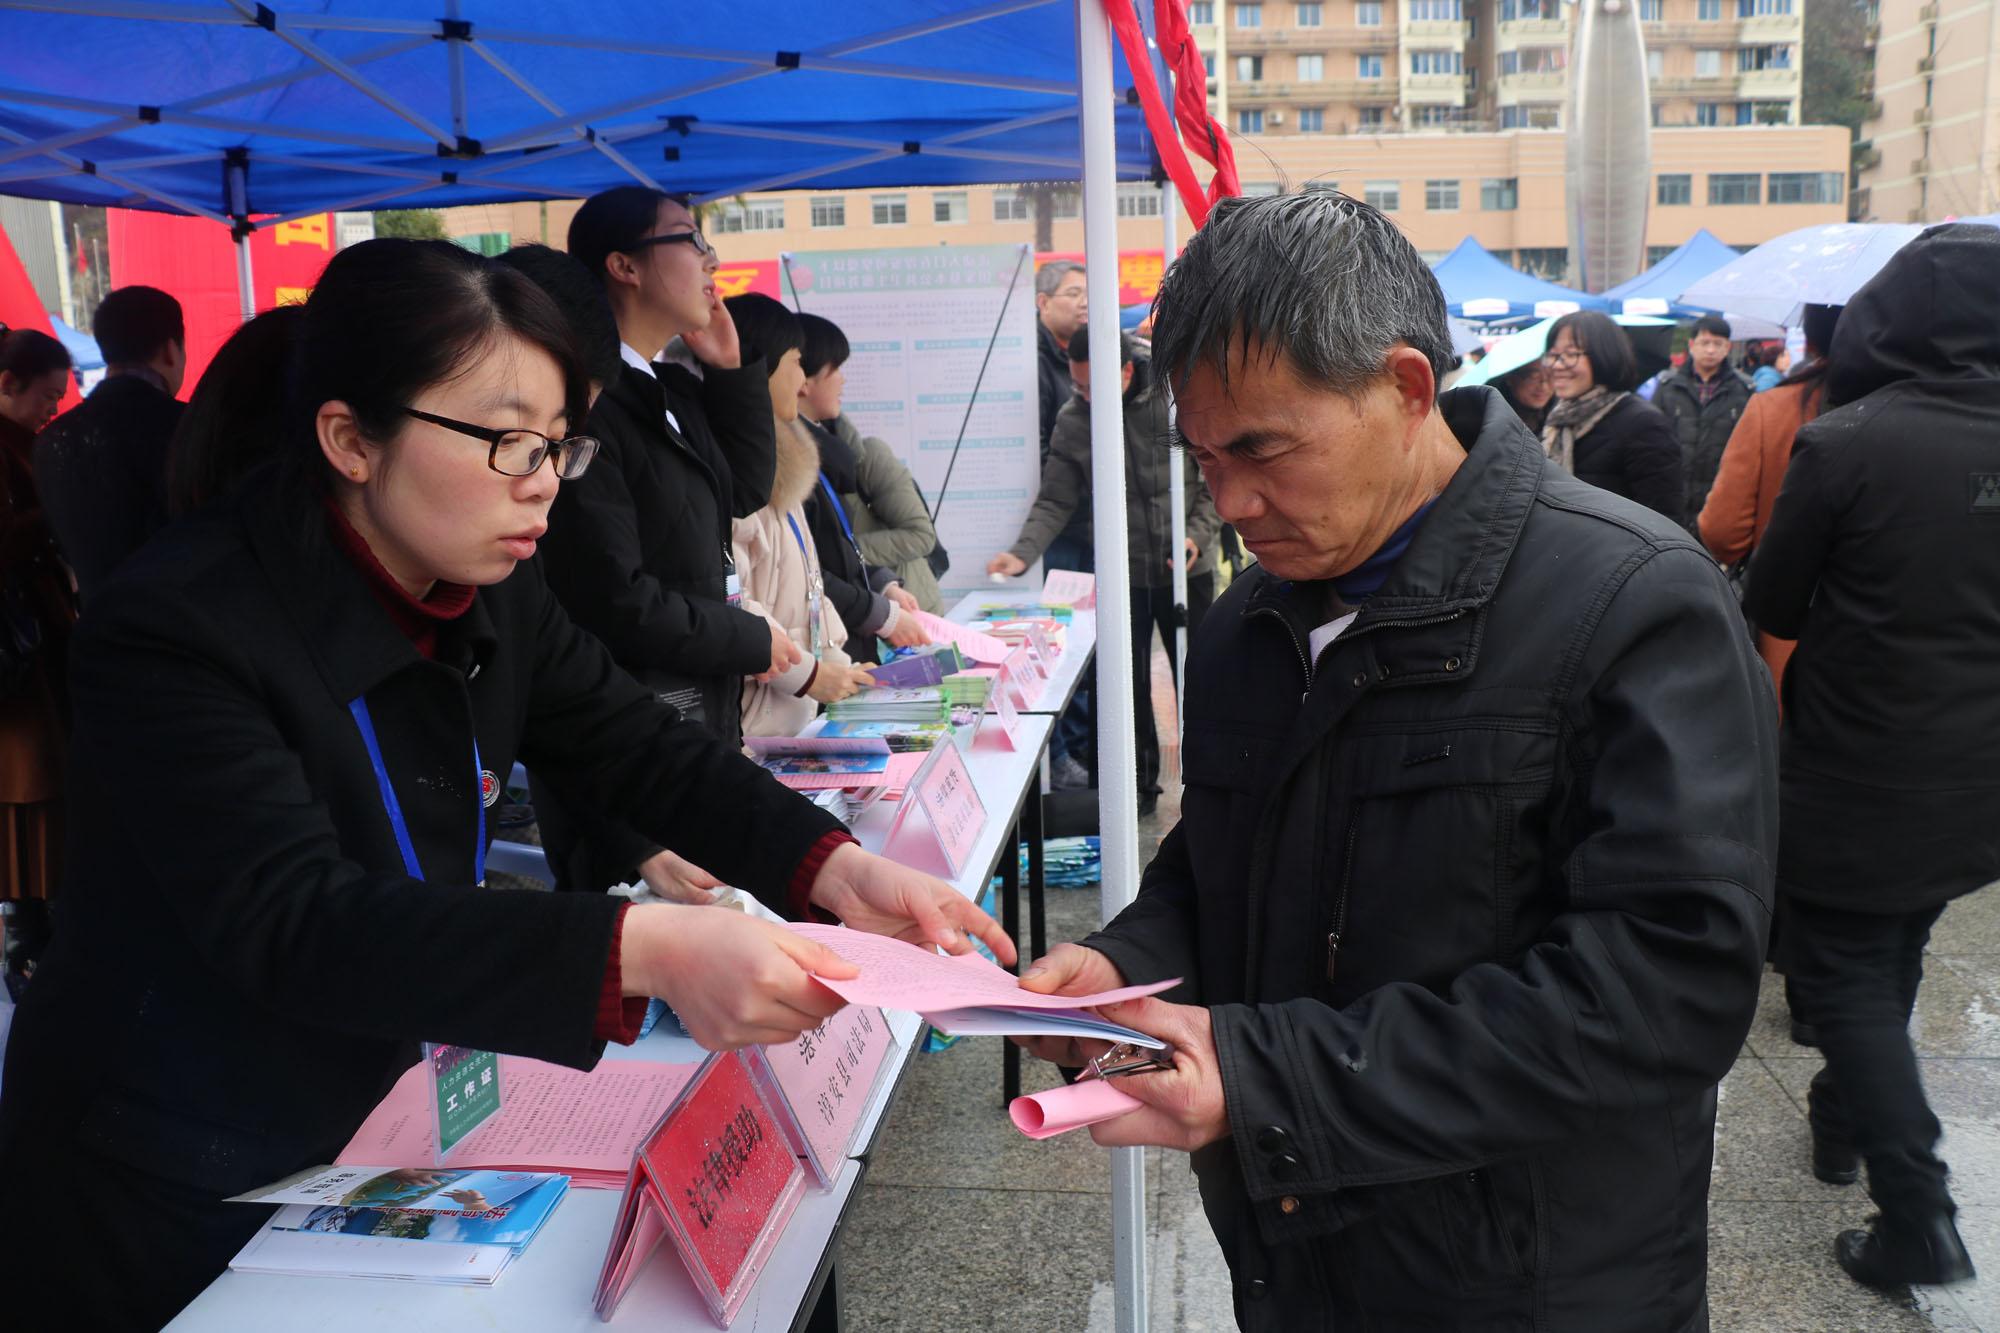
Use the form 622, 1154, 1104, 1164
817, 473, 858, 546
348, 696, 486, 885
785, 511, 813, 563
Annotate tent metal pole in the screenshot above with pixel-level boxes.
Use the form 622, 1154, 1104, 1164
1162, 184, 1188, 734
234, 229, 255, 324
1078, 2, 1149, 1330
226, 154, 254, 324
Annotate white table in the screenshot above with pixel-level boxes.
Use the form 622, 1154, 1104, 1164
170, 715, 1055, 1333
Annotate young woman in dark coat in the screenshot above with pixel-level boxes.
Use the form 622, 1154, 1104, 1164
1539, 311, 1686, 526
0, 239, 1009, 1332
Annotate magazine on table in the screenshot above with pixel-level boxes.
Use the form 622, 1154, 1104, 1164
228, 1165, 555, 1214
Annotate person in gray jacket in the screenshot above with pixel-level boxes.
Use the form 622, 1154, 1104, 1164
987, 322, 1220, 810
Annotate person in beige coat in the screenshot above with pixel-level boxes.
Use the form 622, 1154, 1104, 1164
729, 296, 875, 738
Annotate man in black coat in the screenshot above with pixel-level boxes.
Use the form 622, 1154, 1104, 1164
535, 187, 793, 896
1035, 259, 1087, 461
1744, 223, 2000, 1290
1653, 313, 1753, 524
34, 284, 186, 601
1020, 192, 1776, 1331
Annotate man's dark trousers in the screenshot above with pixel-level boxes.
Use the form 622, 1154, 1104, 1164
1127, 574, 1213, 796
1789, 897, 1955, 1219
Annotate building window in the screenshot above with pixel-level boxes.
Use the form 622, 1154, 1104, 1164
1695, 49, 1723, 77
809, 195, 846, 228
1657, 173, 1692, 205
1748, 100, 1793, 123
1116, 182, 1164, 217
1768, 171, 1844, 204
1204, 51, 1217, 78
1698, 0, 1722, 16
1738, 0, 1792, 13
1358, 53, 1385, 78
1236, 2, 1262, 26
1051, 192, 1081, 219
1412, 105, 1457, 127
1356, 0, 1383, 24
1242, 180, 1286, 195
1481, 176, 1519, 209
1298, 53, 1325, 80
1641, 0, 1663, 17
713, 198, 785, 233
1696, 102, 1723, 125
1364, 180, 1400, 211
1237, 54, 1265, 81
1238, 107, 1266, 133
1517, 247, 1567, 280
1468, 14, 1479, 36
1298, 106, 1326, 131
870, 193, 907, 226
1188, 0, 1215, 19
1407, 0, 1463, 18
932, 191, 968, 225
1647, 49, 1665, 79
1425, 179, 1461, 210
1297, 1, 1323, 23
1739, 44, 1793, 70
1647, 245, 1678, 266
1359, 105, 1387, 127
1709, 172, 1761, 205
1410, 49, 1463, 75
992, 189, 1030, 222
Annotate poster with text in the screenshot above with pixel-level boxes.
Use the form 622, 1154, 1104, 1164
782, 244, 1040, 605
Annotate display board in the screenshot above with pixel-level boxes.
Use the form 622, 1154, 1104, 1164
781, 245, 1041, 605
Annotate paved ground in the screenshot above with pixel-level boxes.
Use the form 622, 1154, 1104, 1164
836, 642, 2000, 1332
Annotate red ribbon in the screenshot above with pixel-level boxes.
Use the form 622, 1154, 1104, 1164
1100, 0, 1243, 229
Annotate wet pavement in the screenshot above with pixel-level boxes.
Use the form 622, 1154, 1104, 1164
836, 642, 2000, 1331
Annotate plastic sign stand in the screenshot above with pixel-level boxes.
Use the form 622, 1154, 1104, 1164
594, 1051, 804, 1327
989, 664, 1024, 749
424, 1042, 502, 1164
1027, 622, 1059, 670
1002, 647, 1037, 709
881, 741, 988, 879
1040, 569, 1096, 608
750, 1005, 896, 1188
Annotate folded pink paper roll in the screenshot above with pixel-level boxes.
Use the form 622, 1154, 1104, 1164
1009, 1078, 1145, 1139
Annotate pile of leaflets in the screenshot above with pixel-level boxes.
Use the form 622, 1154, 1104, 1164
942, 670, 992, 711
228, 1166, 569, 1285
1022, 836, 1101, 888
817, 719, 953, 752
826, 686, 950, 725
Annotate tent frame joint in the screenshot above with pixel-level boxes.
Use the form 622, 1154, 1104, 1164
251, 3, 276, 32
437, 17, 472, 42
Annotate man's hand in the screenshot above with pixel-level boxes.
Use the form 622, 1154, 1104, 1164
987, 552, 1028, 578
682, 290, 742, 369
755, 618, 805, 681
883, 613, 931, 649
638, 848, 725, 905
805, 661, 875, 704
809, 842, 1017, 965
622, 903, 859, 1049
1084, 998, 1229, 1153
1185, 538, 1200, 570
1015, 942, 1128, 1066
884, 583, 922, 615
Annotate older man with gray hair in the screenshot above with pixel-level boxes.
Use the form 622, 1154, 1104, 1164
1020, 192, 1776, 1330
1035, 259, 1089, 459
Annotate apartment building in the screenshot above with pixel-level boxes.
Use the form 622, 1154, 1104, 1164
441, 123, 1847, 291
1854, 0, 2000, 221
1187, 0, 1803, 136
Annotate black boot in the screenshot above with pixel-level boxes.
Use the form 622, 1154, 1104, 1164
1786, 978, 1818, 1047
1811, 1134, 1860, 1186
1835, 1212, 1976, 1288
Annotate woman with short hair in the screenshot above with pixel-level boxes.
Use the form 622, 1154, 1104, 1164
1540, 311, 1685, 525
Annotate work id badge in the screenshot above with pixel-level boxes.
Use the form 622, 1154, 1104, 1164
806, 583, 824, 661
725, 566, 743, 608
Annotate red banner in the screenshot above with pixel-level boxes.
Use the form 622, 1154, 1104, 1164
105, 209, 338, 394
0, 224, 80, 414
1035, 250, 1167, 307
710, 258, 781, 302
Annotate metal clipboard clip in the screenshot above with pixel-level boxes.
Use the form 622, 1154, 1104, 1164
1084, 1041, 1176, 1081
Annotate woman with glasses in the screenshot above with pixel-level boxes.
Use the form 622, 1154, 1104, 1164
1539, 311, 1685, 526
0, 239, 1010, 1331
534, 185, 800, 898
1494, 358, 1555, 437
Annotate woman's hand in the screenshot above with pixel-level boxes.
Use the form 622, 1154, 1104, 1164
682, 291, 743, 370
882, 614, 932, 649
637, 848, 725, 905
806, 661, 874, 704
808, 842, 1017, 964
621, 903, 860, 1050
884, 583, 922, 615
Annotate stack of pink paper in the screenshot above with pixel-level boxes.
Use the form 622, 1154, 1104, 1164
338, 1056, 700, 1188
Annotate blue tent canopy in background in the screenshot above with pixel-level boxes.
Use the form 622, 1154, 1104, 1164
1429, 236, 1605, 324
1599, 228, 1742, 317
47, 314, 103, 370
0, 2, 1155, 228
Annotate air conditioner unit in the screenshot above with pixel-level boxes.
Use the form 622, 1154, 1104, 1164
1269, 110, 1286, 124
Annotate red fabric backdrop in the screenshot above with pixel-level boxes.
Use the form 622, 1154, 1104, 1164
0, 224, 81, 414
105, 209, 338, 394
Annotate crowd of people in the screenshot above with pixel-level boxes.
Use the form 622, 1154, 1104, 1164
0, 183, 1995, 1331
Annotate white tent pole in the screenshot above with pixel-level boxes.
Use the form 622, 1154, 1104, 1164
1162, 184, 1187, 736
1077, 3, 1148, 1332
234, 230, 255, 324
226, 155, 254, 324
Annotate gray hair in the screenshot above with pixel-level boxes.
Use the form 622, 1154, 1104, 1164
1151, 192, 1453, 398
1035, 259, 1086, 299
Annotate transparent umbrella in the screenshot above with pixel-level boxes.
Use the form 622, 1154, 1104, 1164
1677, 222, 1929, 327
1455, 315, 1676, 387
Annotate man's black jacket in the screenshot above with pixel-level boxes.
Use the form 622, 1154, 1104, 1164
538, 356, 774, 742
1085, 387, 1776, 1331
1745, 223, 2000, 913
1653, 362, 1753, 524
34, 373, 182, 602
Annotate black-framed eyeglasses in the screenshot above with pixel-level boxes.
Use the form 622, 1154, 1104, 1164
399, 407, 600, 480
1541, 349, 1587, 369
625, 228, 714, 260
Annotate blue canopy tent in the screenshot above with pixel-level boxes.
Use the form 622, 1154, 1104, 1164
47, 314, 103, 371
1429, 235, 1605, 325
1599, 228, 1741, 317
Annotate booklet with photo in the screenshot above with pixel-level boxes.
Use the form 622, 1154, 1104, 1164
268, 1175, 569, 1251
814, 719, 954, 751
756, 750, 893, 790
230, 1165, 553, 1215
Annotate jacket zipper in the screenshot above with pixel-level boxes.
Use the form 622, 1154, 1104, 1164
1249, 603, 1315, 700
1327, 812, 1359, 982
